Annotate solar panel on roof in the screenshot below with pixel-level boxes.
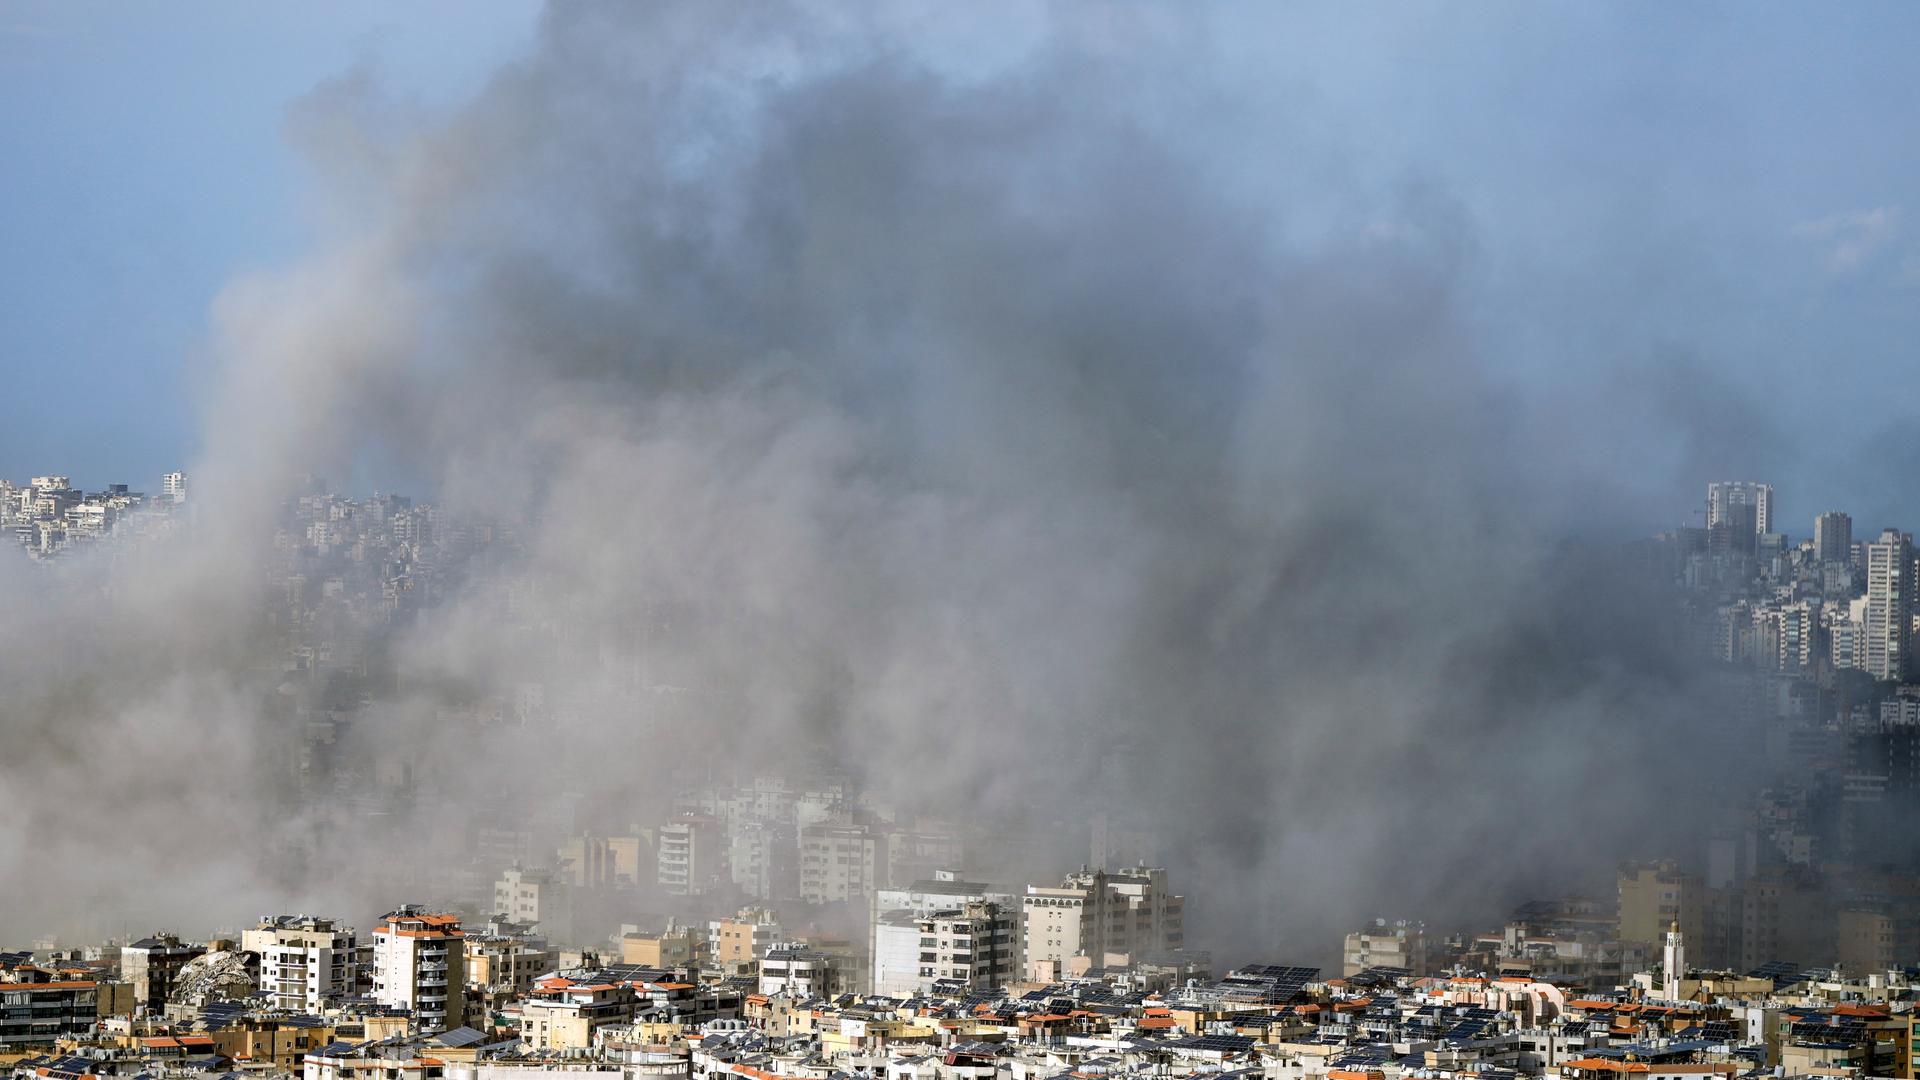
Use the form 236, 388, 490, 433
1746, 960, 1802, 988
1334, 1045, 1395, 1067
1447, 1019, 1490, 1041
1169, 1034, 1256, 1054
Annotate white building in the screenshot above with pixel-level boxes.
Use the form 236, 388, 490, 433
1707, 481, 1773, 540
757, 943, 842, 999
242, 915, 356, 1012
371, 906, 468, 1030
873, 903, 1016, 997
658, 814, 722, 896
162, 471, 187, 504
1827, 597, 1867, 670
875, 869, 1018, 916
494, 866, 574, 944
872, 911, 924, 996
872, 870, 1021, 992
1865, 529, 1914, 682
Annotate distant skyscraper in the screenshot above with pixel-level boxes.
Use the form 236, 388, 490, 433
1707, 481, 1772, 535
162, 471, 186, 504
1815, 511, 1853, 565
1865, 529, 1914, 683
1706, 482, 1771, 556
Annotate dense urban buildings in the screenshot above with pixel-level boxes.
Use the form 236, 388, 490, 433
0, 473, 184, 556
9, 476, 1920, 1080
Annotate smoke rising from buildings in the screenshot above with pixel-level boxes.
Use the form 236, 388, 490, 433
0, 3, 1750, 953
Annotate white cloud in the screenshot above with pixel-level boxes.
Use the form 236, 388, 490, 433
1792, 205, 1903, 274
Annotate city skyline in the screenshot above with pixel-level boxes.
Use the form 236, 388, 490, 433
11, 8, 1920, 1076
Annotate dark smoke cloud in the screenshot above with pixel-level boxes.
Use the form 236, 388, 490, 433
0, 2, 1744, 956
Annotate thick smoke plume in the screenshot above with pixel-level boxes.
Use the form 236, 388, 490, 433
0, 3, 1741, 956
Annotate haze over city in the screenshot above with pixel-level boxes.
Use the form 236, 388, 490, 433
5, 5, 1920, 1080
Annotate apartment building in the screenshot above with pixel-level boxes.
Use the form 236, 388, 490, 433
120, 933, 205, 1012
494, 866, 574, 944
243, 915, 357, 1013
371, 906, 468, 1031
1021, 866, 1183, 976
799, 820, 886, 905
874, 902, 1016, 996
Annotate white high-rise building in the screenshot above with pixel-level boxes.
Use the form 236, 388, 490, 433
371, 906, 467, 1031
1707, 481, 1773, 537
242, 915, 356, 1013
1828, 596, 1868, 671
1773, 600, 1820, 671
162, 471, 187, 504
1865, 529, 1914, 682
1706, 482, 1772, 556
657, 814, 722, 896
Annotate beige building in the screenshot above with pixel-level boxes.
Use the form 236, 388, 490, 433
800, 819, 886, 905
560, 833, 650, 888
1022, 865, 1184, 973
518, 977, 637, 1051
1618, 861, 1706, 950
120, 934, 205, 1012
1342, 920, 1429, 977
464, 921, 554, 999
621, 925, 700, 968
709, 909, 781, 973
1837, 906, 1917, 976
370, 906, 467, 1031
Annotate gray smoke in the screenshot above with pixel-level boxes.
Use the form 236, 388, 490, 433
0, 2, 1746, 956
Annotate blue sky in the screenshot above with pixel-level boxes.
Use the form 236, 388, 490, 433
3, 2, 1918, 530
0, 0, 541, 489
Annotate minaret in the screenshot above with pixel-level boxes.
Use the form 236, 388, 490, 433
1662, 919, 1685, 1001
